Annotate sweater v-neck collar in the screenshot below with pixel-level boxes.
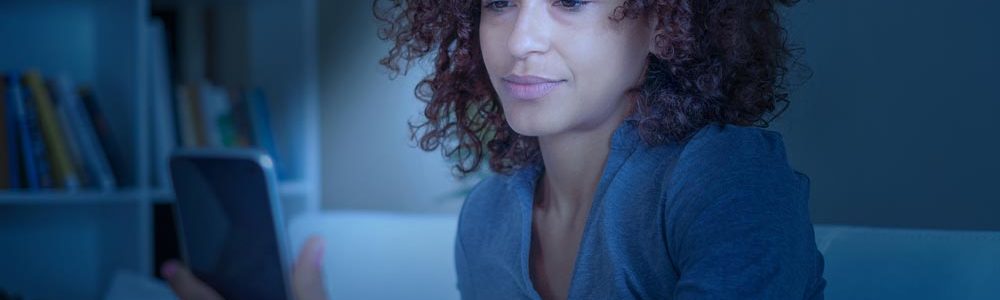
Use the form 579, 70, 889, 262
507, 119, 642, 299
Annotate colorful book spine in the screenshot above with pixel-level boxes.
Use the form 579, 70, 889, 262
24, 70, 79, 190
217, 112, 237, 147
5, 75, 24, 189
24, 89, 55, 189
8, 73, 38, 189
55, 76, 116, 190
0, 75, 9, 189
50, 77, 89, 187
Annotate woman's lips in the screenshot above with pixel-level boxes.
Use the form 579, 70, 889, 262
502, 75, 564, 101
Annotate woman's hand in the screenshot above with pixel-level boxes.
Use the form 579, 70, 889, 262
162, 236, 329, 300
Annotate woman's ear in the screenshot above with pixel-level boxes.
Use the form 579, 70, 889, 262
647, 14, 665, 55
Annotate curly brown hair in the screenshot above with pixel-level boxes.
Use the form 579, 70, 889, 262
374, 0, 803, 176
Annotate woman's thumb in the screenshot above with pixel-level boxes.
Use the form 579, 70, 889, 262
162, 260, 224, 300
293, 236, 328, 300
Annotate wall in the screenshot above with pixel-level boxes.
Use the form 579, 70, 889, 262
318, 0, 466, 213
318, 1, 1000, 229
777, 0, 1000, 230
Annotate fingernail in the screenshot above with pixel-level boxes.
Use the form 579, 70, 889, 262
313, 241, 325, 268
161, 261, 178, 278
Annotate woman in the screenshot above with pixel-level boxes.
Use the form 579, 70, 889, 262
165, 0, 825, 299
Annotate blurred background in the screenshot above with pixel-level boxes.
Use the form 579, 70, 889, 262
0, 0, 997, 299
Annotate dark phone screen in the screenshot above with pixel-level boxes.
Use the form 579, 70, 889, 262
170, 156, 288, 300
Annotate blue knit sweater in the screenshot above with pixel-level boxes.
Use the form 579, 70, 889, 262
454, 120, 826, 299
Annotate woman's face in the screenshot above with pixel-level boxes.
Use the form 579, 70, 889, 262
480, 0, 656, 137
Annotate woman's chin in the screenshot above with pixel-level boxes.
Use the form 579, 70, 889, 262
504, 113, 563, 137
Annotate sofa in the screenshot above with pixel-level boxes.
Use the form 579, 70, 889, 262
287, 211, 1000, 300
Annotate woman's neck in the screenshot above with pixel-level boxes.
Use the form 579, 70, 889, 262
535, 107, 631, 218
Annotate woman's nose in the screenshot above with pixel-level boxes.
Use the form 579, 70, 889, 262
507, 3, 551, 60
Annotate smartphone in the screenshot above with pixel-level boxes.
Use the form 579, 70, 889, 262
169, 149, 293, 300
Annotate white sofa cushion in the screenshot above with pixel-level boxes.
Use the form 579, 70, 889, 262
289, 212, 1000, 300
288, 211, 460, 300
814, 225, 1000, 299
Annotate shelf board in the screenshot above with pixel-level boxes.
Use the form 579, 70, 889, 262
278, 180, 310, 196
0, 189, 145, 205
150, 180, 311, 204
151, 0, 262, 9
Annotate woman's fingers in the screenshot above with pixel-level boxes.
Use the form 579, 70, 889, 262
292, 236, 329, 300
161, 238, 327, 300
161, 260, 225, 300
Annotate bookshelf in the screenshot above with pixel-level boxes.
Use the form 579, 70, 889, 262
0, 0, 319, 299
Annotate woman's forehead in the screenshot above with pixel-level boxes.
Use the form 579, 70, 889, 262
479, 0, 628, 5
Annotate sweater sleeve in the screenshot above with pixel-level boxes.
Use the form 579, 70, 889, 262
454, 231, 475, 299
663, 124, 826, 299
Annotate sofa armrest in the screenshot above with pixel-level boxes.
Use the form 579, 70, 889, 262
287, 211, 460, 300
814, 225, 1000, 299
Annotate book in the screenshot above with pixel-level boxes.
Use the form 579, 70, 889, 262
186, 84, 209, 147
149, 18, 176, 190
170, 84, 282, 177
0, 74, 9, 189
8, 73, 38, 189
79, 86, 125, 188
216, 88, 240, 147
5, 75, 23, 189
54, 75, 117, 190
197, 83, 228, 148
49, 77, 89, 187
9, 73, 48, 190
217, 112, 237, 147
230, 89, 254, 147
0, 74, 8, 190
175, 82, 240, 148
175, 85, 199, 148
24, 70, 80, 190
23, 84, 55, 189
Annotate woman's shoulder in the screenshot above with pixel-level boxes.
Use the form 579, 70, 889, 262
657, 124, 824, 298
684, 123, 788, 158
656, 123, 809, 218
671, 123, 799, 183
455, 171, 526, 244
462, 171, 521, 210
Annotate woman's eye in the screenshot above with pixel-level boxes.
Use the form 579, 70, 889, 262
553, 0, 591, 10
484, 0, 513, 12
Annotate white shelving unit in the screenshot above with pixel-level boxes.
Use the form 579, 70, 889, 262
0, 0, 319, 299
